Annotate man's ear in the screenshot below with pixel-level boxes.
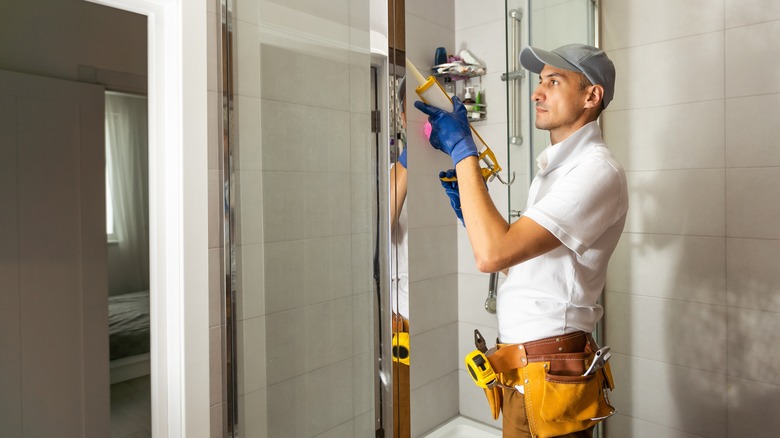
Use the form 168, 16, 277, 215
584, 84, 604, 109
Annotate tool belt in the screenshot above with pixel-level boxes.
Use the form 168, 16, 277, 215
471, 331, 615, 438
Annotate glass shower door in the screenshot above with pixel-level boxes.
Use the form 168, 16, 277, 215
507, 0, 597, 217
221, 0, 379, 436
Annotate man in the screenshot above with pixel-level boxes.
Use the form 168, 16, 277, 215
415, 44, 628, 437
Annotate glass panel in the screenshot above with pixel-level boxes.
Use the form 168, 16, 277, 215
388, 2, 409, 437
528, 0, 596, 180
508, 0, 596, 217
227, 0, 377, 436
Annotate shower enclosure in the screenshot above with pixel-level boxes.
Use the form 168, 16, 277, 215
218, 0, 597, 436
219, 0, 383, 436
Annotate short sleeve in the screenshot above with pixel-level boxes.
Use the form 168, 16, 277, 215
523, 156, 626, 255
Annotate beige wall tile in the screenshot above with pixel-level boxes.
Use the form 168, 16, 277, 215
457, 370, 502, 428
726, 93, 780, 168
603, 100, 725, 172
406, 0, 456, 31
607, 413, 702, 438
266, 359, 354, 437
727, 237, 780, 313
458, 273, 501, 328
408, 225, 458, 281
726, 0, 780, 28
235, 20, 260, 98
410, 323, 459, 390
602, 0, 723, 51
726, 20, 780, 98
237, 316, 266, 395
454, 0, 504, 31
410, 371, 459, 437
235, 95, 262, 171
607, 32, 724, 111
624, 169, 725, 236
726, 167, 780, 239
609, 354, 727, 437
236, 169, 265, 245
235, 0, 259, 25
605, 292, 727, 372
411, 274, 458, 335
606, 233, 726, 304
728, 307, 780, 386
237, 242, 265, 320
727, 376, 780, 437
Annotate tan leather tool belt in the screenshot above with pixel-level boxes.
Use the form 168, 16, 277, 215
484, 332, 615, 438
488, 331, 591, 375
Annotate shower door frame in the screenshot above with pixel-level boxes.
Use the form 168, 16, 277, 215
86, 0, 211, 436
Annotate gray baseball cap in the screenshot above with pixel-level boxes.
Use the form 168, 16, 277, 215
520, 44, 615, 109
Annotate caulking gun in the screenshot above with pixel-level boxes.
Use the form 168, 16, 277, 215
405, 58, 505, 184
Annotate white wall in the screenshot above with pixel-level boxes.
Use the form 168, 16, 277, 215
0, 0, 146, 81
0, 1, 148, 296
601, 0, 780, 436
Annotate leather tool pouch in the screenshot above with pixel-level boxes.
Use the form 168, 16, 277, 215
483, 385, 503, 420
521, 352, 615, 438
473, 331, 617, 428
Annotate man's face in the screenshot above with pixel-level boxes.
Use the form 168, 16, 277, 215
531, 64, 591, 136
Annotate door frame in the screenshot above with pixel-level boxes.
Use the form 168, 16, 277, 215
86, 0, 209, 436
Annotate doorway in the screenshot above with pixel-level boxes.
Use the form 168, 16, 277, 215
0, 0, 210, 435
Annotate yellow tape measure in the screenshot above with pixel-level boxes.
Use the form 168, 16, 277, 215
464, 350, 497, 389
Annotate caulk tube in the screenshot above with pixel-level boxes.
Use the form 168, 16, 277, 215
406, 59, 501, 180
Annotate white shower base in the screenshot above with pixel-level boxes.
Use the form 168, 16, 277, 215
422, 416, 501, 438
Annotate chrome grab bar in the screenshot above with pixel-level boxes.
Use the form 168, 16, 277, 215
485, 272, 499, 313
501, 8, 524, 146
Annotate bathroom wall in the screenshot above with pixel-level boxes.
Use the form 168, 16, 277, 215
452, 0, 512, 428
601, 0, 780, 436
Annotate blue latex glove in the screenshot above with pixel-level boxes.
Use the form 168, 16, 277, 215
439, 169, 464, 226
414, 96, 478, 166
398, 147, 407, 169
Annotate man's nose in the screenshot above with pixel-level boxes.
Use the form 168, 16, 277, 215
531, 86, 543, 102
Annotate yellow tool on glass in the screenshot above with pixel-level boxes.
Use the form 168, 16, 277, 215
392, 332, 410, 365
406, 58, 504, 184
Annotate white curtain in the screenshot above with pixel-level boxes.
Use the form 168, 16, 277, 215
105, 92, 149, 292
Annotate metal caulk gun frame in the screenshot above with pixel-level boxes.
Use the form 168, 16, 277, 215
406, 58, 514, 185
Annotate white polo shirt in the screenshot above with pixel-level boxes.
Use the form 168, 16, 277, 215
497, 121, 628, 344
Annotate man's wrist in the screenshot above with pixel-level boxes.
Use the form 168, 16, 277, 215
451, 137, 479, 166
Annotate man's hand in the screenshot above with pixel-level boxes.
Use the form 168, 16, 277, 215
414, 96, 478, 166
439, 169, 464, 226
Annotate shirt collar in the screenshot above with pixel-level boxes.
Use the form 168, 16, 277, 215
535, 121, 604, 176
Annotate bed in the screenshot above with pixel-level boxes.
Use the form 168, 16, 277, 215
109, 290, 150, 384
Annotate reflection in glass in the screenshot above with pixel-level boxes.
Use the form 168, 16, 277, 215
389, 73, 409, 438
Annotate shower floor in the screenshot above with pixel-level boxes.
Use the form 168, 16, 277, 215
422, 416, 501, 438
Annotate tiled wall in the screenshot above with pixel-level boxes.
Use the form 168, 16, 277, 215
601, 0, 780, 436
209, 0, 375, 436
452, 0, 511, 428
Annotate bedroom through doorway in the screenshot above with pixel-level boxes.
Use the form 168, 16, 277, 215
105, 90, 151, 437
